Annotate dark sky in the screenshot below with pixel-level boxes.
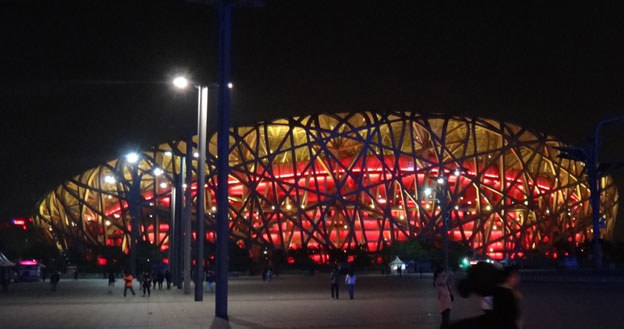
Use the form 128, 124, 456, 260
1, 0, 624, 239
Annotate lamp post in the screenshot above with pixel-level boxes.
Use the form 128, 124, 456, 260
215, 1, 232, 319
173, 77, 208, 301
557, 116, 624, 270
125, 152, 141, 277
425, 176, 450, 271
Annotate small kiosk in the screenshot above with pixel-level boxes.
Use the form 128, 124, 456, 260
389, 256, 406, 275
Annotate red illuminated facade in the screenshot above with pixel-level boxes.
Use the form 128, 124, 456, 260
35, 112, 619, 261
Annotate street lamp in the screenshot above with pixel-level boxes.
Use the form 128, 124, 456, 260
126, 152, 139, 164
557, 116, 624, 270
173, 76, 208, 301
173, 76, 189, 89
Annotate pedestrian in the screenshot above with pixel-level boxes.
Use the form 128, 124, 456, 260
142, 271, 151, 297
157, 270, 164, 289
123, 272, 135, 297
434, 268, 453, 329
1, 268, 9, 292
267, 267, 273, 282
165, 270, 172, 289
345, 270, 356, 300
205, 269, 215, 293
489, 267, 522, 329
73, 269, 78, 280
50, 271, 60, 292
397, 266, 402, 276
152, 270, 157, 290
262, 268, 267, 282
108, 272, 116, 294
330, 266, 340, 299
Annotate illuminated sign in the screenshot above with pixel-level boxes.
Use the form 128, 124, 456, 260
12, 218, 26, 225
19, 259, 38, 266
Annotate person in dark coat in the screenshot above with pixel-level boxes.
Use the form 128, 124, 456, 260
164, 270, 172, 289
50, 271, 60, 291
142, 271, 151, 297
107, 272, 116, 294
156, 271, 164, 289
449, 266, 522, 329
1, 268, 10, 292
330, 266, 340, 299
489, 267, 522, 329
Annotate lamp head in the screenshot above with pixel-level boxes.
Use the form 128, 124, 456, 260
172, 76, 189, 89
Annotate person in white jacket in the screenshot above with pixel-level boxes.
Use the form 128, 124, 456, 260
345, 271, 356, 299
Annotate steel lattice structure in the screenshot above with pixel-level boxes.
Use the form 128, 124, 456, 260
35, 112, 619, 260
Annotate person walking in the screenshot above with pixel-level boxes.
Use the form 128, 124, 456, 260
345, 270, 356, 300
330, 266, 340, 299
267, 267, 273, 282
123, 272, 135, 297
108, 272, 116, 294
73, 269, 78, 280
165, 270, 172, 289
156, 270, 164, 290
142, 271, 151, 297
50, 271, 60, 292
434, 268, 453, 329
0, 268, 9, 292
205, 269, 215, 293
490, 267, 522, 329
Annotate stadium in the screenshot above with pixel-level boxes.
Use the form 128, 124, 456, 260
34, 111, 619, 263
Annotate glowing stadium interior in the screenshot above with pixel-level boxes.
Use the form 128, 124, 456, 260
34, 112, 619, 262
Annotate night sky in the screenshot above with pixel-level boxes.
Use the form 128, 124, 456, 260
1, 1, 624, 240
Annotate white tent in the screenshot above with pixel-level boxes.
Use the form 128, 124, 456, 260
0, 252, 15, 267
388, 256, 406, 275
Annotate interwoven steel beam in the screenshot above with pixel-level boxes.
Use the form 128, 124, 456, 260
35, 112, 619, 260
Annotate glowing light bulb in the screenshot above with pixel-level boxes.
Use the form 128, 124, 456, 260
125, 152, 139, 164
104, 175, 116, 184
173, 76, 189, 89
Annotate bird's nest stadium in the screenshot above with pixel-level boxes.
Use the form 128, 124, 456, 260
34, 111, 619, 263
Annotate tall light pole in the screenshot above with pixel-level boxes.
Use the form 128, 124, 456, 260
173, 76, 209, 301
425, 176, 450, 271
215, 0, 233, 319
125, 152, 141, 277
557, 116, 623, 270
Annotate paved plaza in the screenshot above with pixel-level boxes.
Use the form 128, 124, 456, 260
1, 273, 623, 329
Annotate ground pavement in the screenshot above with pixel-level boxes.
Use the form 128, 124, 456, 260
0, 273, 623, 329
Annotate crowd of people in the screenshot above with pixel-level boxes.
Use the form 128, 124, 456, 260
113, 269, 172, 297
2, 259, 523, 328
